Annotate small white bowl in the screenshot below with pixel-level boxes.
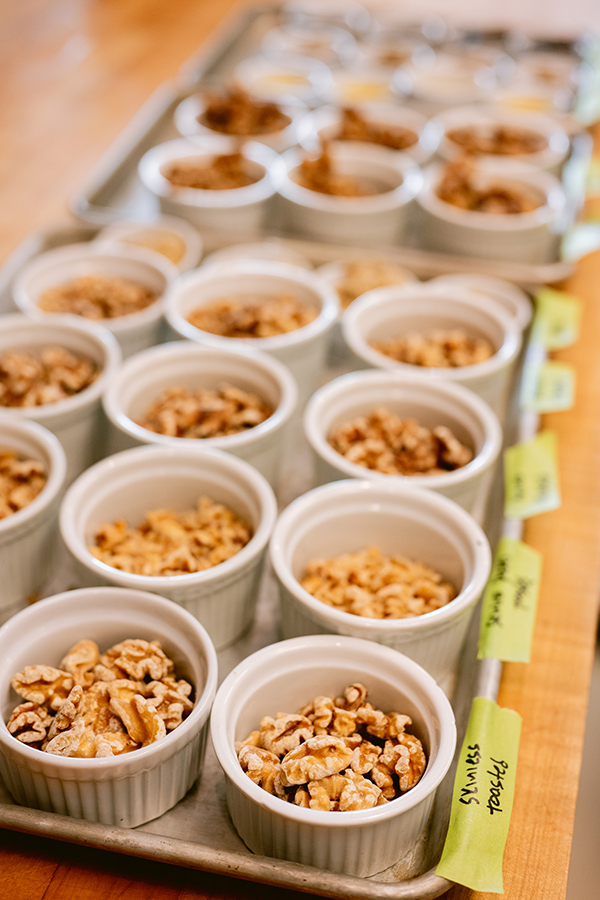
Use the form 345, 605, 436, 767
174, 93, 311, 154
0, 587, 218, 826
303, 370, 502, 519
96, 214, 203, 273
137, 138, 279, 238
102, 341, 298, 488
261, 24, 358, 68
201, 241, 311, 270
164, 260, 339, 407
233, 55, 333, 104
277, 142, 423, 247
341, 285, 522, 417
0, 315, 122, 484
59, 446, 278, 650
0, 417, 67, 624
427, 274, 533, 331
416, 159, 566, 264
211, 633, 456, 876
270, 482, 491, 690
12, 243, 177, 359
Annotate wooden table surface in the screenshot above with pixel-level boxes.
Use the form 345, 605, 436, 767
1, 2, 600, 899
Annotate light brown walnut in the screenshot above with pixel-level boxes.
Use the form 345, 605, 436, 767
6, 702, 53, 746
11, 666, 74, 711
59, 639, 100, 688
280, 735, 354, 785
259, 713, 314, 756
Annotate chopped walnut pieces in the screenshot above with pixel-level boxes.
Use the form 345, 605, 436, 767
37, 275, 157, 321
187, 294, 317, 339
201, 87, 291, 136
332, 260, 414, 310
136, 383, 274, 439
446, 123, 547, 157
88, 496, 252, 577
371, 329, 494, 369
300, 546, 456, 620
435, 159, 544, 214
0, 451, 47, 520
237, 683, 426, 810
0, 347, 99, 408
6, 638, 194, 758
164, 153, 260, 190
336, 107, 419, 152
328, 407, 473, 477
296, 147, 382, 197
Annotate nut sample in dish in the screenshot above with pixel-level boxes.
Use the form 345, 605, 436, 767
164, 153, 260, 190
118, 230, 187, 265
296, 146, 388, 196
0, 450, 47, 519
328, 407, 473, 476
336, 107, 418, 151
330, 259, 415, 310
186, 295, 318, 338
371, 329, 494, 368
0, 347, 98, 408
137, 383, 274, 439
300, 547, 456, 619
37, 275, 157, 321
446, 123, 548, 156
237, 682, 426, 809
435, 160, 544, 214
89, 497, 253, 576
6, 637, 194, 757
200, 87, 292, 136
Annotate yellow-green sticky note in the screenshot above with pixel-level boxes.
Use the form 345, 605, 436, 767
436, 698, 522, 893
520, 360, 575, 412
478, 537, 542, 662
504, 430, 561, 519
531, 288, 582, 350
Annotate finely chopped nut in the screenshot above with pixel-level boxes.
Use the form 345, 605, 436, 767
88, 496, 252, 576
371, 330, 494, 368
136, 383, 273, 439
328, 407, 473, 476
187, 295, 317, 338
0, 451, 47, 520
38, 275, 157, 320
300, 546, 456, 619
164, 153, 260, 190
236, 683, 426, 810
435, 160, 544, 214
6, 638, 194, 757
0, 348, 98, 408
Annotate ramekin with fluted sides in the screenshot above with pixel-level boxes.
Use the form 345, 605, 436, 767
12, 243, 177, 359
276, 142, 423, 247
102, 341, 298, 488
0, 417, 66, 624
341, 285, 522, 418
137, 138, 279, 238
0, 586, 218, 826
269, 482, 491, 691
96, 214, 203, 274
303, 104, 439, 166
164, 260, 339, 407
416, 159, 566, 264
303, 369, 502, 520
0, 314, 121, 484
211, 634, 456, 875
59, 445, 277, 650
428, 274, 533, 332
233, 54, 333, 104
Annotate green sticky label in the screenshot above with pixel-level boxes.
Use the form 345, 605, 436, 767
520, 360, 575, 412
531, 288, 582, 350
585, 157, 600, 195
436, 698, 522, 893
478, 537, 542, 662
504, 431, 561, 519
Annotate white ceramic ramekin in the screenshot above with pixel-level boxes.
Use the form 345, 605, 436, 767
202, 241, 311, 270
341, 285, 522, 418
303, 369, 502, 520
416, 159, 566, 264
137, 138, 279, 238
428, 274, 533, 332
0, 586, 218, 826
102, 341, 298, 488
0, 314, 122, 484
96, 214, 203, 274
269, 481, 491, 691
276, 142, 423, 247
211, 634, 456, 876
12, 243, 177, 359
0, 417, 67, 624
59, 446, 278, 650
164, 260, 339, 407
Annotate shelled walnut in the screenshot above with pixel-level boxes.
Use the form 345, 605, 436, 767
38, 275, 157, 320
332, 260, 414, 310
295, 147, 382, 197
165, 153, 260, 190
200, 87, 291, 136
0, 347, 98, 407
371, 329, 494, 368
435, 160, 544, 214
186, 295, 317, 338
0, 451, 47, 520
336, 107, 419, 151
446, 123, 547, 157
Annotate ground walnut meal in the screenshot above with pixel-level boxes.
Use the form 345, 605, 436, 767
89, 496, 252, 576
301, 546, 456, 618
333, 260, 414, 310
446, 123, 548, 156
0, 451, 47, 520
164, 153, 260, 190
328, 407, 473, 476
38, 275, 157, 320
296, 147, 383, 197
137, 383, 273, 438
0, 348, 98, 407
6, 638, 194, 757
435, 160, 544, 214
336, 107, 419, 151
201, 86, 291, 136
237, 682, 427, 810
371, 329, 494, 368
187, 295, 317, 338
